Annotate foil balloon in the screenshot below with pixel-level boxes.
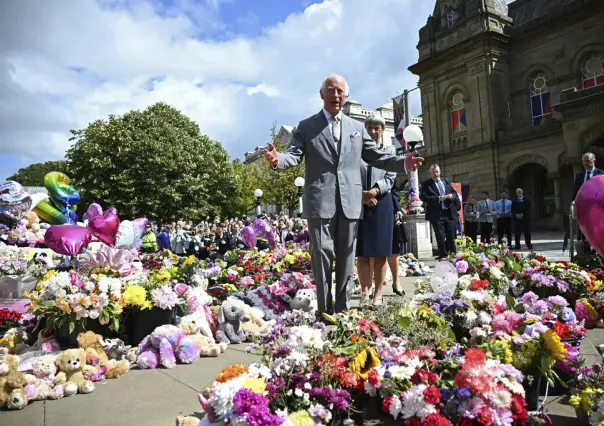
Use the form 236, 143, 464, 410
44, 225, 92, 256
83, 203, 103, 223
115, 220, 135, 249
88, 207, 120, 246
267, 229, 277, 250
0, 181, 32, 218
132, 218, 148, 250
252, 218, 272, 238
33, 172, 80, 225
241, 226, 257, 248
575, 175, 604, 257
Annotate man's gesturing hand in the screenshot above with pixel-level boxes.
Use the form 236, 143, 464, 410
405, 151, 425, 172
263, 143, 279, 167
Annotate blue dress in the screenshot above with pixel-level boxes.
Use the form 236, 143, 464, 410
356, 165, 395, 258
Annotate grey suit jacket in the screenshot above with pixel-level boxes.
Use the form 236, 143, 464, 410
361, 146, 397, 195
276, 110, 407, 219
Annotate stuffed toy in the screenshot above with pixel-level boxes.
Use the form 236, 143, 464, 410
76, 331, 129, 379
175, 415, 202, 426
216, 300, 250, 345
54, 349, 95, 396
226, 298, 274, 337
136, 325, 201, 369
23, 356, 64, 401
178, 322, 226, 357
102, 338, 131, 361
179, 310, 214, 340
560, 307, 577, 323
0, 327, 30, 355
0, 354, 28, 410
283, 288, 318, 313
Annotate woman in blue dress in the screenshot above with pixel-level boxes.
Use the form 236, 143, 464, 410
356, 115, 397, 306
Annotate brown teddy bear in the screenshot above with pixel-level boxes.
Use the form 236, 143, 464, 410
76, 331, 129, 379
0, 354, 28, 410
54, 349, 95, 396
178, 322, 227, 357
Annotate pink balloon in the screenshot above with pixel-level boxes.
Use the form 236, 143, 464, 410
88, 208, 120, 246
44, 225, 92, 256
575, 175, 604, 257
83, 203, 103, 222
267, 229, 277, 249
241, 226, 257, 248
132, 217, 148, 250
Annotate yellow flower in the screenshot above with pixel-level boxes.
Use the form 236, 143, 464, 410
524, 317, 539, 325
284, 255, 295, 265
418, 305, 432, 314
350, 348, 380, 380
242, 377, 266, 394
581, 299, 600, 320
122, 285, 151, 309
183, 255, 196, 266
287, 411, 315, 426
56, 298, 71, 314
543, 329, 568, 361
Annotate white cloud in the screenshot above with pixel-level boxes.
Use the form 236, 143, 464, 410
0, 0, 435, 178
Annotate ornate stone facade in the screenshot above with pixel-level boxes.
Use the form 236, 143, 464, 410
409, 0, 604, 229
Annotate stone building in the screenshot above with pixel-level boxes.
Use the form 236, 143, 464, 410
408, 0, 604, 229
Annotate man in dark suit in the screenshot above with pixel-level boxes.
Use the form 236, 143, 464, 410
511, 188, 532, 250
420, 164, 461, 260
573, 152, 603, 199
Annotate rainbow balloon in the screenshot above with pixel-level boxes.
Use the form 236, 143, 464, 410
33, 172, 81, 225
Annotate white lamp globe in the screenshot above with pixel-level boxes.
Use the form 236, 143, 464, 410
294, 177, 305, 187
403, 125, 423, 143
254, 189, 263, 198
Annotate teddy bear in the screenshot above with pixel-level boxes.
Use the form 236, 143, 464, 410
216, 299, 250, 345
226, 298, 274, 338
76, 331, 129, 379
0, 327, 30, 355
178, 309, 214, 340
23, 356, 64, 401
283, 288, 318, 313
136, 325, 201, 369
177, 321, 227, 357
0, 354, 29, 410
54, 349, 95, 396
102, 338, 131, 362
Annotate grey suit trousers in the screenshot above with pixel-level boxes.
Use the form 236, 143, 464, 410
307, 199, 359, 314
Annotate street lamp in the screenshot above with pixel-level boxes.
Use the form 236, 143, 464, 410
254, 188, 263, 216
294, 177, 305, 217
403, 125, 424, 214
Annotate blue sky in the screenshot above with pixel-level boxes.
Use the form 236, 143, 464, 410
0, 0, 513, 180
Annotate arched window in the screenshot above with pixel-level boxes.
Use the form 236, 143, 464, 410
450, 92, 467, 134
582, 53, 604, 89
529, 73, 552, 126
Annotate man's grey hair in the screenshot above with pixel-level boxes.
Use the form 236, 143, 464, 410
583, 152, 596, 161
320, 74, 350, 96
364, 114, 386, 129
429, 164, 440, 171
516, 188, 523, 193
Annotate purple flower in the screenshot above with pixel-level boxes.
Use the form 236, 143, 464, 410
174, 283, 188, 296
547, 295, 568, 310
521, 291, 539, 307
456, 260, 469, 273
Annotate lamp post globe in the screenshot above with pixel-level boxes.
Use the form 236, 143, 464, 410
294, 177, 305, 217
254, 189, 264, 198
254, 189, 263, 216
294, 177, 305, 187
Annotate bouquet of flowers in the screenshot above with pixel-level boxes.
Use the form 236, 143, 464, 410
570, 363, 604, 420
0, 309, 23, 335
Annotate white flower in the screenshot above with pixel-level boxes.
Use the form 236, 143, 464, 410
209, 375, 246, 417
487, 388, 512, 409
490, 267, 503, 280
464, 311, 478, 328
248, 363, 272, 379
401, 384, 435, 420
294, 388, 304, 397
470, 327, 487, 338
478, 311, 492, 325
389, 395, 403, 420
89, 309, 100, 320
388, 365, 416, 381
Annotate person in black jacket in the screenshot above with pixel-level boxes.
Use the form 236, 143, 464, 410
511, 188, 532, 250
420, 165, 461, 260
573, 152, 603, 200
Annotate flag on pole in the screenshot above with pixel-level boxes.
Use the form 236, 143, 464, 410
393, 94, 406, 151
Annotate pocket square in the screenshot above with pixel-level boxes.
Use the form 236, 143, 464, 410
350, 131, 360, 138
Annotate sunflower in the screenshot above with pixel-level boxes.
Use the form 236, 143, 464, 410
543, 329, 568, 361
350, 348, 380, 380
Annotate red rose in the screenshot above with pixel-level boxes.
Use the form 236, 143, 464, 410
511, 394, 528, 425
423, 413, 453, 426
411, 369, 435, 385
422, 385, 441, 405
476, 406, 494, 426
367, 369, 381, 387
381, 396, 394, 413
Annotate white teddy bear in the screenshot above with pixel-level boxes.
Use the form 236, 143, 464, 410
284, 289, 317, 313
24, 356, 64, 401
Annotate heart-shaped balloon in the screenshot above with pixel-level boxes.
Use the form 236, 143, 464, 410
241, 226, 257, 248
88, 208, 120, 246
132, 218, 148, 250
575, 175, 604, 257
252, 219, 272, 238
115, 220, 135, 249
83, 203, 103, 222
430, 261, 458, 294
44, 225, 92, 256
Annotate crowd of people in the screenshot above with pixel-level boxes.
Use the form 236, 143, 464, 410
139, 215, 308, 258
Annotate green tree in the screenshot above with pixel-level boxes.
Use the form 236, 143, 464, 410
66, 102, 235, 222
256, 125, 305, 213
221, 158, 259, 218
7, 160, 69, 186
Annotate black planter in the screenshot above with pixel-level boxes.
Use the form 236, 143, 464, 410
55, 320, 118, 348
523, 370, 542, 411
125, 307, 176, 346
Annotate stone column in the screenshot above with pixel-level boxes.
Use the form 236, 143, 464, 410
405, 214, 434, 259
549, 172, 564, 229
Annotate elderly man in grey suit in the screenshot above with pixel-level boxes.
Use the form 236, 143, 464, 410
264, 74, 423, 315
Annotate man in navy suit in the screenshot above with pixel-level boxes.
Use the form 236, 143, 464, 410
573, 152, 603, 199
420, 165, 460, 260
511, 188, 532, 250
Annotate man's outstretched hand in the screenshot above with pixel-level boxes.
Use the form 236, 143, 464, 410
405, 151, 424, 172
263, 143, 279, 167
